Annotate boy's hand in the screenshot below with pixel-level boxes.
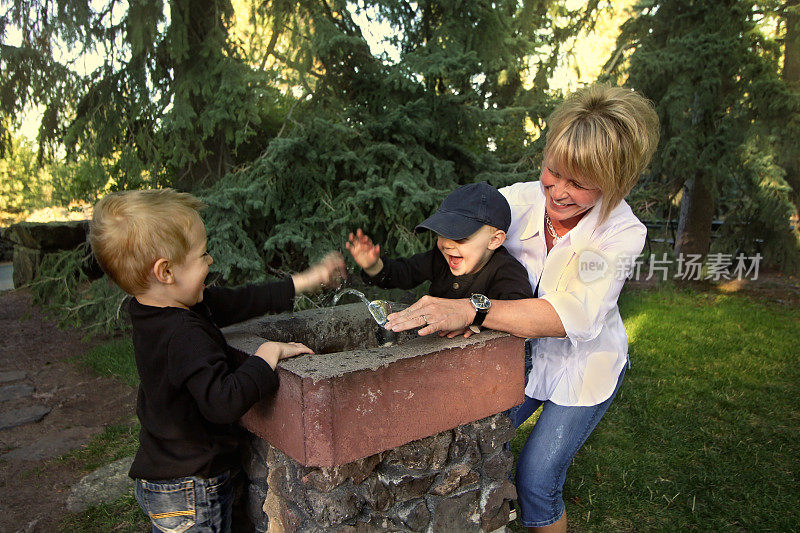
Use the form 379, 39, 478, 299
346, 229, 383, 276
255, 341, 314, 370
292, 251, 346, 294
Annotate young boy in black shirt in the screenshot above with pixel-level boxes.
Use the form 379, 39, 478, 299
89, 188, 344, 532
347, 182, 533, 333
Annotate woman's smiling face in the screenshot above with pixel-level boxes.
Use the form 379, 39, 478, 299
540, 160, 602, 225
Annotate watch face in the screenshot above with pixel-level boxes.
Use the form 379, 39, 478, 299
471, 293, 490, 310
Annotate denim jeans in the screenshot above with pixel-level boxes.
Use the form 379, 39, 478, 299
135, 470, 233, 533
512, 363, 627, 527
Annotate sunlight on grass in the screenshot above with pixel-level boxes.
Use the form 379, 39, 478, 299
59, 494, 149, 533
511, 288, 800, 531
75, 337, 139, 387
57, 422, 140, 473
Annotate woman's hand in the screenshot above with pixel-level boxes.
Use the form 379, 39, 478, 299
292, 251, 347, 294
384, 295, 476, 337
345, 229, 383, 276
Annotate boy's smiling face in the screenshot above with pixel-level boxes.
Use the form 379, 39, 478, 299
437, 225, 505, 276
169, 218, 213, 309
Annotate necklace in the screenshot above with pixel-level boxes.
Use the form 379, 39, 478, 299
545, 212, 563, 245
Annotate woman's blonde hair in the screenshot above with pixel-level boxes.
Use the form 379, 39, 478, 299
89, 189, 206, 295
544, 83, 660, 223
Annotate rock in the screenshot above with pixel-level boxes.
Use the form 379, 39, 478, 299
483, 448, 514, 481
6, 221, 88, 250
429, 488, 481, 532
396, 499, 430, 532
383, 432, 452, 472
66, 456, 135, 512
307, 482, 363, 528
247, 483, 269, 532
263, 489, 302, 533
476, 414, 516, 454
429, 463, 480, 496
378, 471, 436, 503
2, 426, 101, 461
12, 246, 42, 289
301, 454, 382, 492
0, 383, 34, 403
0, 405, 51, 430
0, 371, 26, 384
480, 480, 517, 532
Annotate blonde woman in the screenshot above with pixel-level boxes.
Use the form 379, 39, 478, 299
386, 84, 659, 532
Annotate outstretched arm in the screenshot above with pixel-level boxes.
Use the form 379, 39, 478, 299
384, 295, 565, 339
292, 251, 347, 294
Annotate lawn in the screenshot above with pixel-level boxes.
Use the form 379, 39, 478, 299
66, 287, 800, 531
510, 288, 799, 531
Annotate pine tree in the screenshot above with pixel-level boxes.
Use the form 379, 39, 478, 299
199, 0, 607, 283
607, 0, 800, 270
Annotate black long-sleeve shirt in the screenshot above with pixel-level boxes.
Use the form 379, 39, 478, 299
128, 280, 294, 480
363, 246, 533, 300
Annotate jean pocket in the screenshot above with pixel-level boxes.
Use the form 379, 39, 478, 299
137, 478, 196, 533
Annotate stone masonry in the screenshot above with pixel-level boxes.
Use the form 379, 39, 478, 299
224, 303, 525, 532
241, 413, 517, 533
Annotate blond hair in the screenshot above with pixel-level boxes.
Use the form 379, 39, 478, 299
544, 83, 660, 223
89, 189, 206, 295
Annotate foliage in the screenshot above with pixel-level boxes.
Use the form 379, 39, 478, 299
510, 287, 800, 531
28, 242, 130, 334
606, 0, 800, 270
1, 0, 290, 196
200, 0, 603, 284
0, 136, 51, 220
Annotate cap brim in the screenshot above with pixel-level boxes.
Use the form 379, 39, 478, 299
415, 212, 485, 240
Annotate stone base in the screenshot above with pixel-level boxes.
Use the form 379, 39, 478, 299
241, 413, 517, 533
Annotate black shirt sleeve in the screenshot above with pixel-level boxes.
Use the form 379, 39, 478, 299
167, 316, 279, 425
201, 279, 295, 327
485, 251, 534, 300
361, 247, 440, 290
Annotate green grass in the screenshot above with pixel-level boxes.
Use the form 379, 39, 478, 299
66, 290, 800, 531
59, 494, 149, 532
512, 288, 800, 531
75, 337, 139, 386
57, 422, 140, 472
59, 339, 144, 530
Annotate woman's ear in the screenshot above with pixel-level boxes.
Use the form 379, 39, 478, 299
488, 229, 506, 250
152, 258, 173, 284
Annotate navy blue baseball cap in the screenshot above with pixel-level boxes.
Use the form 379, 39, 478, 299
416, 181, 512, 240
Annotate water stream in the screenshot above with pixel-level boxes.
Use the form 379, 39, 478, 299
332, 288, 393, 327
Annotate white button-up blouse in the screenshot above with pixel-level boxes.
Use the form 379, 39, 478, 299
500, 181, 647, 406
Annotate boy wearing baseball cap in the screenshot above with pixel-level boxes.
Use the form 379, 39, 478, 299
347, 182, 533, 325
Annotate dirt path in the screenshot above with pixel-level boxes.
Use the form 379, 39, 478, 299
0, 289, 135, 533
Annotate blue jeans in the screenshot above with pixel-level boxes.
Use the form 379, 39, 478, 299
513, 364, 627, 527
135, 470, 233, 533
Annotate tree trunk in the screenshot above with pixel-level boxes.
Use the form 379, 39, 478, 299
781, 0, 800, 212
170, 0, 233, 192
784, 1, 800, 88
674, 174, 714, 259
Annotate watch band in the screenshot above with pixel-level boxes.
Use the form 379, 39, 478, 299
472, 307, 488, 327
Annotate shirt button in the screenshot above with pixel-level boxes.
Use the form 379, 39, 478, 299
453, 282, 460, 289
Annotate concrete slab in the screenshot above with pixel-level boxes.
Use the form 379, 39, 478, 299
0, 405, 51, 430
0, 262, 12, 291
0, 383, 34, 403
225, 303, 525, 467
2, 426, 102, 461
0, 370, 26, 384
